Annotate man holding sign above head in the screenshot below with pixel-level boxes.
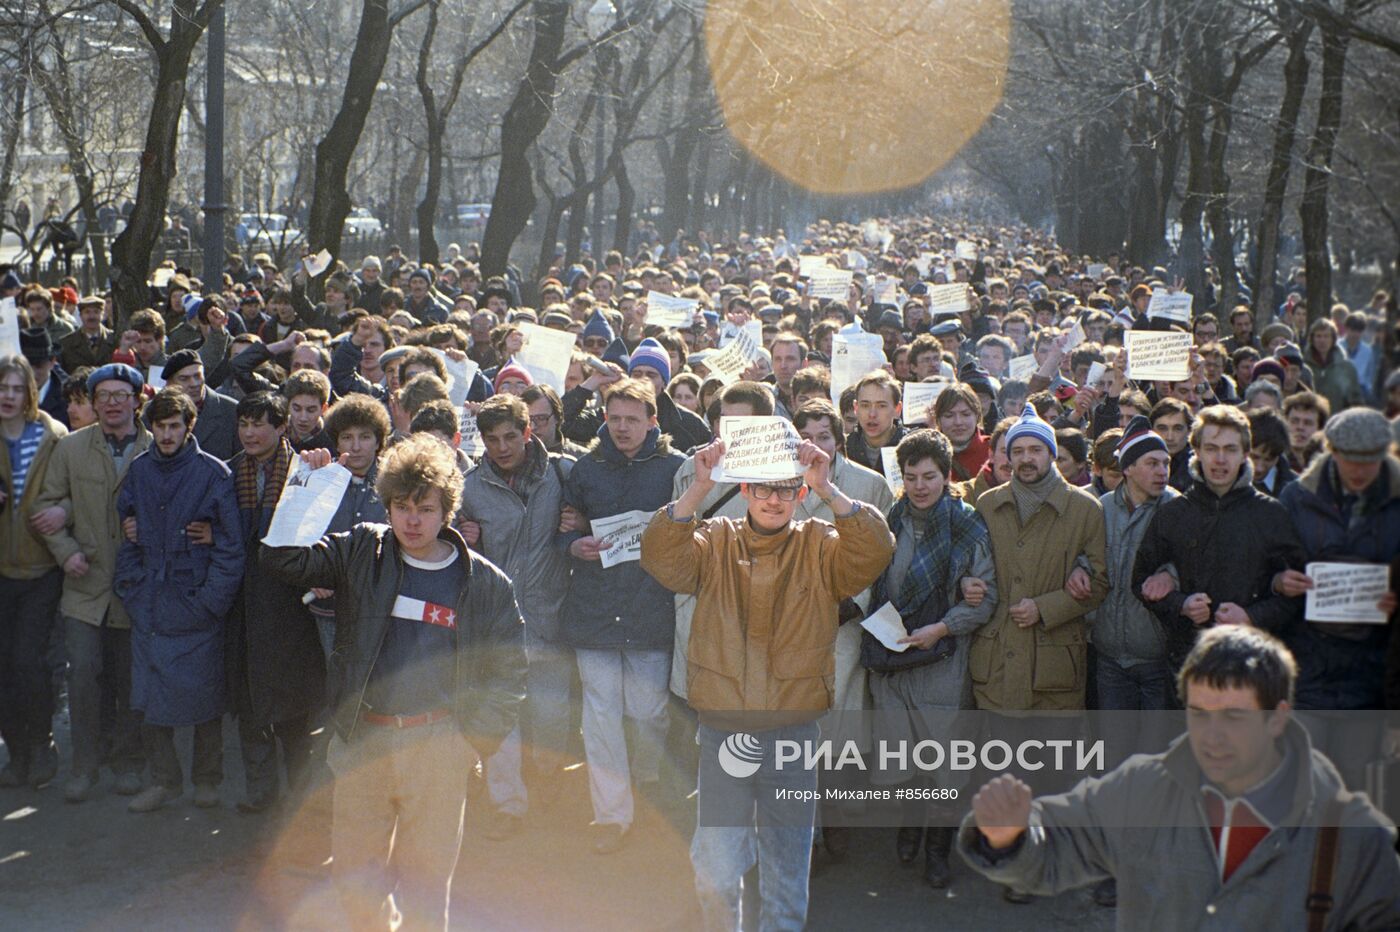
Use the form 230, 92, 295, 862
1274, 409, 1399, 784
640, 428, 894, 932
1132, 405, 1305, 673
558, 377, 685, 854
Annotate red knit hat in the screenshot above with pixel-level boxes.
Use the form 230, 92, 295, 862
493, 362, 534, 394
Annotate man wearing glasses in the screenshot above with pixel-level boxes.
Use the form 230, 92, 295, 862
34, 363, 152, 802
641, 437, 894, 930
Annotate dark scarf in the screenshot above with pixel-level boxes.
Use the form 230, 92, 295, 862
235, 438, 294, 511
876, 492, 988, 617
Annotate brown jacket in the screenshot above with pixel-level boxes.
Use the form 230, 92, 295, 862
0, 411, 68, 580
34, 421, 152, 627
971, 474, 1109, 711
641, 503, 893, 725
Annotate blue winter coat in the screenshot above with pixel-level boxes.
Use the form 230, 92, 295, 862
1279, 454, 1400, 709
114, 437, 245, 726
558, 424, 684, 651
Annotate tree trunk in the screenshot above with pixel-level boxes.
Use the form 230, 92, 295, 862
479, 0, 570, 278
1175, 52, 1210, 307
689, 136, 711, 236
306, 0, 414, 264
414, 0, 443, 265
1252, 16, 1312, 329
1299, 25, 1349, 325
0, 58, 29, 237
110, 0, 223, 327
613, 153, 634, 254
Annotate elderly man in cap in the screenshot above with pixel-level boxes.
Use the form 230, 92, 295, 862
59, 295, 117, 373
1273, 408, 1400, 786
33, 363, 152, 802
159, 348, 239, 461
973, 403, 1109, 713
641, 435, 894, 931
20, 328, 69, 427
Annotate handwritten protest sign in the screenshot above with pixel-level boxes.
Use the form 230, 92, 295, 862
645, 291, 698, 329
303, 249, 333, 278
514, 322, 575, 394
1127, 330, 1192, 382
710, 416, 803, 483
902, 381, 949, 424
705, 327, 763, 384
881, 446, 904, 496
457, 408, 486, 457
262, 461, 353, 547
870, 276, 899, 305
807, 268, 854, 300
591, 510, 652, 569
799, 255, 832, 277
925, 283, 970, 316
861, 602, 912, 653
1305, 563, 1391, 623
1147, 289, 1193, 324
1008, 354, 1038, 382
829, 327, 887, 406
0, 297, 19, 357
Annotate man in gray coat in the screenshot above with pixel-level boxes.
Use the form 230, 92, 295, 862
959, 626, 1400, 930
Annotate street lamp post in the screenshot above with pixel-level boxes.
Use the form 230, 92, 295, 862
201, 5, 226, 292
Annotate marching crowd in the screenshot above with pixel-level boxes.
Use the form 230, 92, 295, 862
0, 215, 1398, 930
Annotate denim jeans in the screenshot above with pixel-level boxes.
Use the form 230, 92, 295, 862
0, 570, 62, 766
486, 633, 574, 816
692, 722, 819, 932
1095, 654, 1176, 711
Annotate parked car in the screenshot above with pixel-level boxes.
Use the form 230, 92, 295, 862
237, 213, 303, 249
343, 207, 383, 237
456, 203, 492, 227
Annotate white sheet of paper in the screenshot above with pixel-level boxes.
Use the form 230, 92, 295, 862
646, 291, 698, 329
902, 381, 949, 424
1064, 319, 1086, 350
710, 416, 803, 483
261, 462, 354, 548
1008, 354, 1038, 382
955, 240, 978, 261
706, 327, 764, 385
0, 297, 19, 357
145, 369, 166, 391
871, 276, 898, 305
591, 509, 652, 569
1083, 361, 1107, 390
304, 249, 333, 278
1147, 290, 1193, 324
880, 446, 903, 496
457, 409, 486, 457
861, 602, 911, 653
799, 255, 831, 277
808, 268, 854, 300
151, 268, 175, 289
1086, 263, 1108, 280
429, 348, 478, 407
913, 253, 935, 277
1305, 562, 1390, 623
828, 328, 887, 406
1127, 331, 1192, 382
925, 283, 970, 316
514, 322, 576, 394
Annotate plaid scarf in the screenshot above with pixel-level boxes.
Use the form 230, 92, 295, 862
235, 438, 294, 512
877, 491, 988, 617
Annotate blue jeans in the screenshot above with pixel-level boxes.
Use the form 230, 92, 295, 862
1096, 654, 1175, 711
692, 722, 819, 932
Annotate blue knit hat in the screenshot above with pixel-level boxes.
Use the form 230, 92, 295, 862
602, 337, 630, 369
629, 337, 671, 384
582, 309, 614, 343
1, 270, 22, 292
86, 363, 144, 394
1005, 402, 1057, 457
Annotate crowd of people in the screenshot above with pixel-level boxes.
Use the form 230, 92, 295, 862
0, 214, 1398, 930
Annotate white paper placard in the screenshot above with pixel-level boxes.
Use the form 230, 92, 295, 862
1305, 562, 1390, 623
457, 408, 487, 457
880, 446, 904, 496
514, 322, 576, 394
1147, 289, 1193, 324
861, 601, 911, 652
808, 268, 854, 300
262, 461, 353, 548
1086, 263, 1108, 280
870, 276, 898, 305
829, 327, 887, 406
591, 509, 652, 569
799, 255, 831, 277
955, 240, 979, 261
1008, 354, 1038, 382
645, 290, 698, 329
427, 348, 478, 407
925, 283, 970, 316
1083, 361, 1107, 390
303, 248, 333, 278
902, 381, 949, 424
145, 369, 166, 391
710, 416, 803, 483
1127, 330, 1192, 382
0, 296, 19, 357
1063, 318, 1086, 350
151, 268, 175, 289
705, 327, 764, 385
